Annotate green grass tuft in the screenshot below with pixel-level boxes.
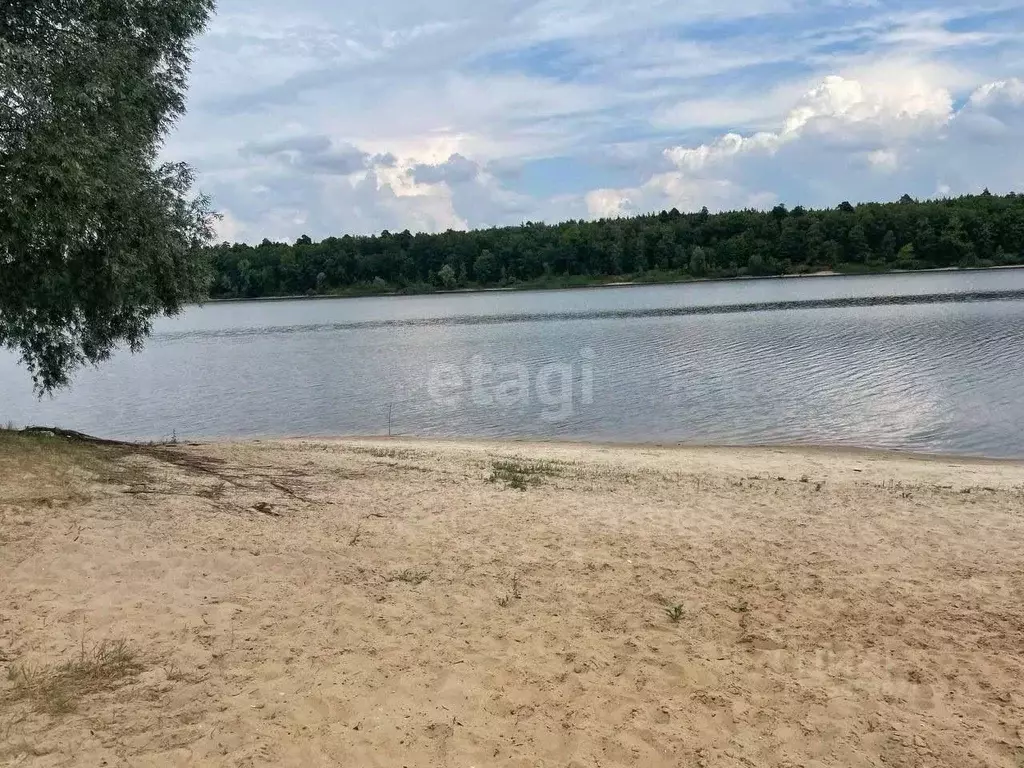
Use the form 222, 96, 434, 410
5, 639, 143, 715
664, 604, 685, 623
487, 458, 564, 491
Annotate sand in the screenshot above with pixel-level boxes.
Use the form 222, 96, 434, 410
1, 434, 1023, 767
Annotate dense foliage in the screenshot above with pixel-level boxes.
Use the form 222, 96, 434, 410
1, 0, 216, 392
208, 192, 1024, 300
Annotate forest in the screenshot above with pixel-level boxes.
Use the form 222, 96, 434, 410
207, 191, 1024, 299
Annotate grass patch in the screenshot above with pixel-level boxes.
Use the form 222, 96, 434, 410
351, 446, 416, 460
5, 639, 143, 715
487, 458, 564, 491
664, 604, 685, 623
387, 568, 430, 585
878, 478, 915, 499
0, 429, 146, 507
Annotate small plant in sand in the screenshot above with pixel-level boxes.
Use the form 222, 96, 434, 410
5, 639, 143, 715
487, 459, 563, 491
664, 604, 685, 623
389, 568, 429, 585
350, 446, 415, 460
497, 573, 523, 607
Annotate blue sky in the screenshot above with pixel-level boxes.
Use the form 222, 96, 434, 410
167, 0, 1024, 242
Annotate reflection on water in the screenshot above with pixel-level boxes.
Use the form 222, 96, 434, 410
2, 270, 1024, 457
154, 288, 1024, 341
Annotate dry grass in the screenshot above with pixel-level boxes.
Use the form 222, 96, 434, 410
388, 568, 430, 585
0, 430, 145, 507
487, 458, 566, 490
349, 446, 417, 460
4, 640, 143, 715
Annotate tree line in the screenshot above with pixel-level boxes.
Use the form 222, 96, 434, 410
208, 192, 1024, 299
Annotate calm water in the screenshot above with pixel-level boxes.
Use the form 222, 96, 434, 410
3, 270, 1024, 458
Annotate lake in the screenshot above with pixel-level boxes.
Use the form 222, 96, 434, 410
3, 269, 1024, 458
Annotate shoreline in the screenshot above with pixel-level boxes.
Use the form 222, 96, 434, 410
203, 263, 1024, 304
260, 434, 1024, 466
28, 426, 1024, 464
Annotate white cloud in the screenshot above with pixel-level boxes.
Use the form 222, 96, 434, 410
658, 66, 954, 177
584, 188, 633, 219
968, 78, 1024, 109
586, 72, 1024, 218
867, 148, 899, 171
169, 0, 1024, 241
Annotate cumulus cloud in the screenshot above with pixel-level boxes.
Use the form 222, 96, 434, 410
168, 0, 1024, 241
410, 154, 482, 185
586, 73, 1024, 219
661, 69, 954, 172
241, 135, 372, 176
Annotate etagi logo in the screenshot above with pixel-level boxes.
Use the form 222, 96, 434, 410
426, 348, 595, 422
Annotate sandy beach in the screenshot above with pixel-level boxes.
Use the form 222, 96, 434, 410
1, 433, 1023, 767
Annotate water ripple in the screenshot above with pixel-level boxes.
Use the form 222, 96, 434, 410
4, 279, 1024, 457
153, 289, 1024, 342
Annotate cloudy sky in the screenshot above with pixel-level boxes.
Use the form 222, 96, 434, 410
168, 0, 1024, 243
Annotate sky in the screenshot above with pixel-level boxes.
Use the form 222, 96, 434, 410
167, 0, 1024, 244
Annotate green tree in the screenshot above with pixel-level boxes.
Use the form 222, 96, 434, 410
914, 220, 938, 263
895, 243, 916, 268
654, 232, 677, 270
937, 217, 975, 266
473, 249, 500, 284
804, 220, 827, 264
977, 222, 996, 262
846, 224, 871, 263
822, 240, 843, 269
1, 0, 217, 392
689, 245, 708, 276
437, 264, 457, 289
779, 219, 804, 264
878, 230, 896, 263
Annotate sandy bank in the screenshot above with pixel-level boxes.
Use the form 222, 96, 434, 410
2, 435, 1023, 767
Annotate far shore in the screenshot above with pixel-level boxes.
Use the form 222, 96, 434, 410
2, 433, 1023, 766
203, 263, 1024, 304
